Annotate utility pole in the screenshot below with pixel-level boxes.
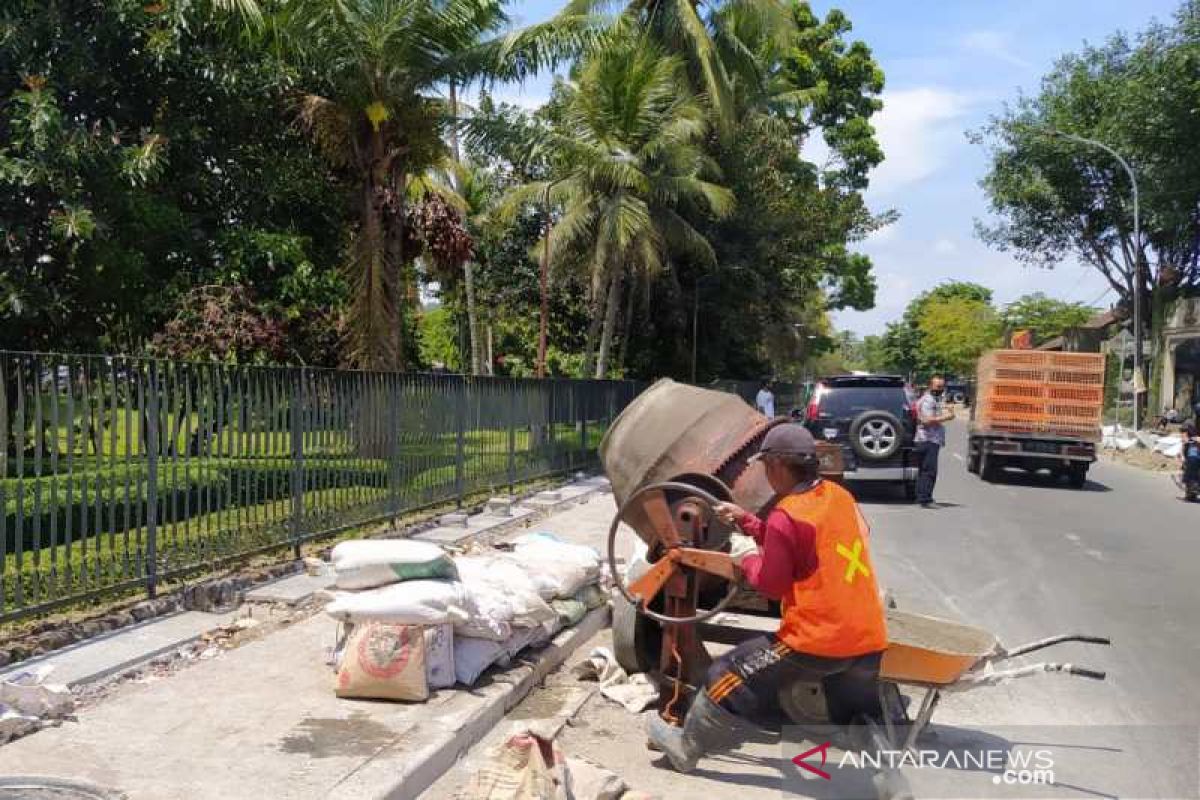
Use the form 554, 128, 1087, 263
1045, 129, 1142, 429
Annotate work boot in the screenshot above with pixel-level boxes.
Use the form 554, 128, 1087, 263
645, 692, 748, 773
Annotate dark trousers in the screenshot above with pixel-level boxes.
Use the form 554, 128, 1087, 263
703, 634, 853, 725
914, 441, 940, 503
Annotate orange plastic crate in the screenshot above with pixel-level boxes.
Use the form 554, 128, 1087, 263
990, 350, 1049, 367
985, 382, 1046, 400
1048, 369, 1104, 385
1047, 385, 1104, 403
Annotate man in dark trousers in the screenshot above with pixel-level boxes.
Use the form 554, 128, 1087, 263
914, 375, 955, 508
645, 424, 888, 773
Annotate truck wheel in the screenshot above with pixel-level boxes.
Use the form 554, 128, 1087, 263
967, 452, 980, 474
980, 452, 1001, 482
1067, 464, 1088, 489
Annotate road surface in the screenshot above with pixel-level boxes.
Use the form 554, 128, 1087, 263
427, 420, 1200, 799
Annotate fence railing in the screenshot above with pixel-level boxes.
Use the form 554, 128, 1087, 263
0, 351, 643, 621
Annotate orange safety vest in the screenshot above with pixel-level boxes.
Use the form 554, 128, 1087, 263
774, 482, 888, 658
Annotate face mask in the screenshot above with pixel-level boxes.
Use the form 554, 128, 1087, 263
931, 389, 944, 397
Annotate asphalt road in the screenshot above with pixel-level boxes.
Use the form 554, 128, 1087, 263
428, 420, 1200, 799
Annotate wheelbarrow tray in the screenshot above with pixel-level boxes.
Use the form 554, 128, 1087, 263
880, 609, 998, 686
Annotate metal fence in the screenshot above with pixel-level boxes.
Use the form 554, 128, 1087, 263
0, 351, 642, 621
708, 380, 810, 417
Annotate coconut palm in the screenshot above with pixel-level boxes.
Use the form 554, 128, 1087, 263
498, 38, 734, 378
272, 0, 599, 370
561, 0, 793, 133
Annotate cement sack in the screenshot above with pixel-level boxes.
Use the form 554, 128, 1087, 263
324, 580, 472, 625
573, 584, 607, 611
334, 621, 428, 701
458, 731, 569, 800
551, 598, 587, 628
331, 539, 457, 590
564, 756, 626, 800
455, 636, 507, 685
0, 665, 74, 719
511, 535, 600, 600
501, 625, 543, 659
455, 554, 558, 630
425, 624, 456, 690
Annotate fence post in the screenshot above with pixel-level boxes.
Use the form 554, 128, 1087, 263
145, 362, 160, 599
578, 383, 587, 469
507, 380, 516, 494
455, 377, 466, 508
389, 375, 402, 520
290, 368, 305, 558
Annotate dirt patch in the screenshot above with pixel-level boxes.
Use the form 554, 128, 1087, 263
278, 710, 404, 758
1102, 446, 1180, 473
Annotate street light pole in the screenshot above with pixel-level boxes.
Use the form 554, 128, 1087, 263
1046, 129, 1142, 430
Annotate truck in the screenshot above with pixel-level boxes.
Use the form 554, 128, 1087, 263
967, 349, 1106, 488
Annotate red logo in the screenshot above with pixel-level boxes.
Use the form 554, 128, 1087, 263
792, 741, 833, 780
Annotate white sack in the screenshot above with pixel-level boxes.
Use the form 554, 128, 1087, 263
455, 554, 558, 629
510, 534, 600, 600
331, 539, 457, 590
424, 624, 456, 690
0, 665, 74, 719
454, 636, 506, 686
324, 580, 472, 625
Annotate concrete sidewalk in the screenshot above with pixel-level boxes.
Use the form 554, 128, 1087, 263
0, 479, 631, 800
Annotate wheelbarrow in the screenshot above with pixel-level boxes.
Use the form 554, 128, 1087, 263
606, 479, 1111, 797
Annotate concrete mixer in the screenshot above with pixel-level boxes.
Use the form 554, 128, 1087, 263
599, 380, 1109, 799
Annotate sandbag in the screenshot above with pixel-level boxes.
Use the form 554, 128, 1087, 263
335, 621, 428, 701
455, 554, 558, 629
551, 598, 587, 628
455, 636, 507, 685
424, 624, 456, 690
331, 539, 457, 590
324, 580, 472, 625
502, 625, 543, 659
573, 584, 607, 611
510, 534, 600, 600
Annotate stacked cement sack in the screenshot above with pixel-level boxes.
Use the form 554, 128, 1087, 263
323, 535, 605, 702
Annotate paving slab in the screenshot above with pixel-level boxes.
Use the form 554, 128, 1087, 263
0, 609, 240, 688
244, 572, 335, 606
0, 605, 609, 800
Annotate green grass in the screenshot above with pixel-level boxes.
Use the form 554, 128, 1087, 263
0, 425, 607, 617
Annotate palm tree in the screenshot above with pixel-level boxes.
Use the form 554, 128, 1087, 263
499, 38, 733, 378
273, 0, 599, 370
562, 0, 793, 132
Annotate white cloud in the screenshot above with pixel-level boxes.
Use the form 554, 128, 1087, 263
867, 87, 970, 197
932, 237, 957, 255
959, 30, 1033, 70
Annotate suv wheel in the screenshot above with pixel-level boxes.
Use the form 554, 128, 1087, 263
849, 410, 904, 461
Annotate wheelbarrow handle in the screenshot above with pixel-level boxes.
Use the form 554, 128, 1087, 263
998, 633, 1111, 660
1066, 665, 1107, 680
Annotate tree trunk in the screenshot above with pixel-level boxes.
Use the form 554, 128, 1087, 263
581, 276, 608, 378
464, 260, 483, 374
595, 271, 623, 379
1148, 281, 1172, 414
616, 279, 636, 374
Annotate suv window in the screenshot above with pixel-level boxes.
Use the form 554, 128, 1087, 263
818, 387, 908, 418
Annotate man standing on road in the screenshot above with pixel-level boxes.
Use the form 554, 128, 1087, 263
645, 424, 888, 773
755, 380, 776, 418
914, 375, 955, 508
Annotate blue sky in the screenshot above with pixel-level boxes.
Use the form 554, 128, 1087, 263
495, 0, 1182, 335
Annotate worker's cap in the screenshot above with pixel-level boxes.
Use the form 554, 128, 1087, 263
748, 423, 817, 462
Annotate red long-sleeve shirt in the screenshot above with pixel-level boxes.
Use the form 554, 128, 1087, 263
736, 507, 818, 601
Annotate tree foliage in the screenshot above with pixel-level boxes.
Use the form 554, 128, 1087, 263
974, 2, 1200, 324
1000, 293, 1097, 345
917, 296, 1003, 377
881, 282, 994, 378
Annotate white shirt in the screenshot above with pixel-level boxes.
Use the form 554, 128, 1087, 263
755, 389, 775, 418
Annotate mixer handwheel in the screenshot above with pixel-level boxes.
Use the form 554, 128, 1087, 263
607, 480, 741, 625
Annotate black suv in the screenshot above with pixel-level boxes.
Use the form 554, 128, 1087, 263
803, 375, 918, 497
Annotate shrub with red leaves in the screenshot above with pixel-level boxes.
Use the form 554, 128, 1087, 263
151, 285, 287, 364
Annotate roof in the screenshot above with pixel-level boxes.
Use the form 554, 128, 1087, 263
1081, 308, 1125, 330
1037, 336, 1065, 351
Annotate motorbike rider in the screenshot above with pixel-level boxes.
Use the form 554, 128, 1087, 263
645, 423, 888, 772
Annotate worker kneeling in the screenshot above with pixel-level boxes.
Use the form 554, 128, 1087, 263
646, 423, 888, 772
